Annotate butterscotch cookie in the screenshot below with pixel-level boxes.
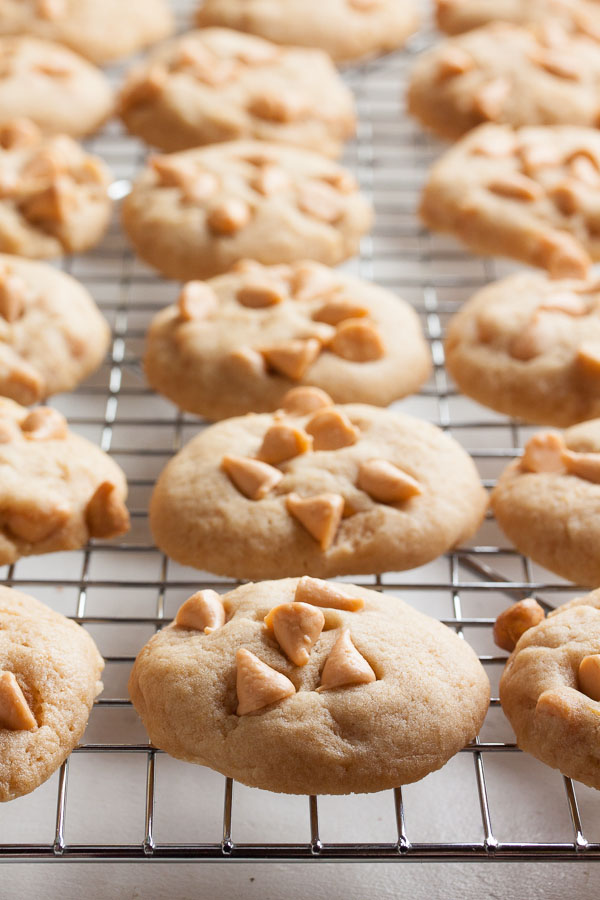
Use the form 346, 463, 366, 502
150, 394, 487, 579
0, 121, 112, 258
0, 37, 112, 138
408, 23, 600, 141
144, 261, 431, 420
195, 0, 419, 64
122, 141, 373, 281
0, 585, 103, 801
436, 0, 600, 37
129, 578, 490, 794
0, 0, 174, 65
119, 29, 356, 156
446, 271, 600, 427
0, 254, 110, 405
496, 590, 600, 790
0, 399, 129, 566
491, 423, 600, 585
419, 124, 600, 279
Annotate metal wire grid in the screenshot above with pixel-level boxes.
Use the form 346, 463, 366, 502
1, 0, 600, 864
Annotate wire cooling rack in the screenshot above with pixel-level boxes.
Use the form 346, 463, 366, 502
1, 0, 600, 865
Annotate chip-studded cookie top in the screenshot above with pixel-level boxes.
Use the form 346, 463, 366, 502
435, 0, 600, 37
0, 36, 113, 137
195, 0, 419, 64
408, 22, 600, 141
420, 123, 600, 278
144, 261, 431, 420
0, 398, 129, 566
0, 120, 112, 258
150, 399, 487, 579
0, 0, 174, 65
446, 270, 600, 427
119, 28, 356, 156
499, 588, 600, 791
0, 253, 110, 405
129, 578, 490, 794
122, 140, 373, 281
0, 585, 104, 801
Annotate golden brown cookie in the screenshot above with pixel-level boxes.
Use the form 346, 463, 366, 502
144, 261, 431, 420
0, 585, 103, 801
436, 0, 600, 38
149, 398, 487, 579
129, 578, 490, 794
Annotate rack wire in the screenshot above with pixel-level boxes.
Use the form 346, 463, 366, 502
1, 0, 600, 864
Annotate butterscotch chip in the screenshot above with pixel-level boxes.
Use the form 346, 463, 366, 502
576, 341, 600, 378
290, 262, 338, 301
509, 314, 562, 361
0, 118, 41, 150
298, 181, 343, 223
206, 198, 252, 235
329, 319, 385, 362
294, 576, 364, 611
549, 179, 580, 216
85, 481, 131, 539
227, 346, 267, 377
520, 432, 566, 473
493, 598, 545, 652
578, 654, 600, 701
488, 174, 542, 202
251, 164, 292, 196
561, 448, 600, 483
318, 629, 376, 691
264, 601, 324, 665
256, 422, 312, 464
178, 282, 218, 321
570, 152, 600, 186
473, 77, 511, 122
175, 589, 225, 634
437, 45, 474, 79
305, 408, 359, 450
0, 271, 26, 322
537, 232, 591, 280
237, 281, 286, 308
519, 141, 562, 173
312, 299, 368, 326
119, 28, 354, 155
0, 671, 36, 731
20, 406, 67, 441
150, 155, 199, 188
6, 493, 71, 543
235, 647, 295, 716
358, 459, 422, 504
286, 491, 344, 549
538, 292, 588, 315
280, 386, 333, 416
262, 338, 321, 380
222, 454, 283, 498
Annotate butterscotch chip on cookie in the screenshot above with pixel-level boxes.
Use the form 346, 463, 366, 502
445, 270, 600, 427
0, 254, 110, 405
491, 422, 600, 586
119, 29, 356, 156
498, 588, 600, 790
436, 0, 600, 37
0, 123, 112, 258
0, 585, 103, 801
0, 37, 112, 137
144, 261, 431, 420
128, 578, 490, 794
0, 0, 173, 65
420, 124, 600, 277
149, 402, 487, 579
195, 0, 419, 64
408, 23, 600, 141
122, 141, 373, 281
0, 398, 129, 566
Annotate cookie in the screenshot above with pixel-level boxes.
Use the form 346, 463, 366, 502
419, 123, 600, 279
122, 141, 373, 281
149, 393, 487, 579
496, 589, 600, 790
446, 270, 600, 427
129, 577, 490, 794
0, 585, 103, 801
0, 36, 112, 138
0, 254, 110, 405
0, 0, 174, 65
195, 0, 419, 64
119, 28, 356, 156
408, 23, 600, 141
436, 0, 600, 37
0, 120, 112, 259
491, 422, 600, 586
144, 261, 432, 420
0, 398, 130, 566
